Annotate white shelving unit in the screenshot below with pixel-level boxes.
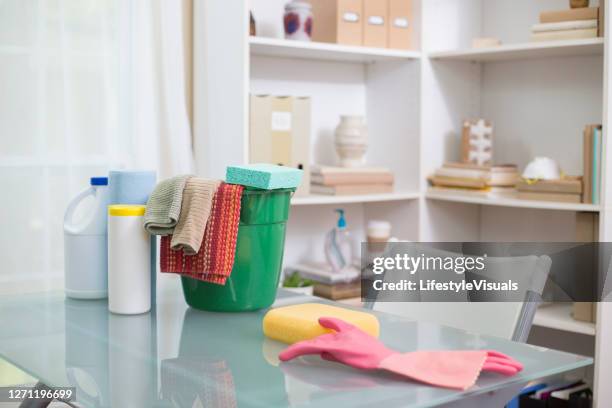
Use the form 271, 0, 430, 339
429, 38, 604, 62
291, 191, 420, 206
426, 189, 602, 212
193, 0, 612, 405
250, 36, 421, 63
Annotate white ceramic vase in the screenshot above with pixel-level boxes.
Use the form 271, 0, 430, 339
284, 0, 313, 41
334, 115, 368, 167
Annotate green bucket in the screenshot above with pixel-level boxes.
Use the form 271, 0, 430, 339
181, 188, 294, 312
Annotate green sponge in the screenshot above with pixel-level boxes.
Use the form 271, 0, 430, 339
226, 164, 303, 190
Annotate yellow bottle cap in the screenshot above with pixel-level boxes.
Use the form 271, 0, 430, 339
108, 205, 146, 217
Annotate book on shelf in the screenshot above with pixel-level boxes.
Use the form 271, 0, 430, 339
430, 162, 519, 189
600, 0, 605, 36
583, 124, 602, 204
489, 164, 519, 187
532, 19, 598, 33
443, 161, 489, 169
311, 171, 394, 186
434, 166, 490, 180
517, 191, 582, 203
516, 177, 582, 194
428, 175, 488, 189
539, 7, 599, 23
593, 127, 602, 205
310, 165, 394, 195
311, 183, 393, 195
311, 165, 391, 175
530, 28, 598, 42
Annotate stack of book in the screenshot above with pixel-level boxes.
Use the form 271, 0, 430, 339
311, 165, 394, 195
285, 262, 361, 300
531, 6, 602, 42
583, 124, 603, 204
428, 162, 519, 196
516, 177, 583, 203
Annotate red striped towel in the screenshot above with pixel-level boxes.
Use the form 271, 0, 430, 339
160, 182, 244, 285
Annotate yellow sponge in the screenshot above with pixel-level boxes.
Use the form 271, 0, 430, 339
262, 303, 380, 344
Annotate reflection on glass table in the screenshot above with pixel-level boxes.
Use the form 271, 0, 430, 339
0, 288, 592, 408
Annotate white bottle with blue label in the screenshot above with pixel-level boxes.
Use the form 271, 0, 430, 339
64, 177, 110, 299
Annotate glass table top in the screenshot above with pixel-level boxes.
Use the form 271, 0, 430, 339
0, 288, 592, 408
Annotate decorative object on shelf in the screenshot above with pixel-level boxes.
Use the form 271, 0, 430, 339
534, 5, 599, 41
367, 220, 391, 243
472, 37, 501, 48
570, 0, 589, 9
583, 124, 603, 204
461, 119, 493, 167
284, 0, 313, 41
249, 94, 311, 195
522, 157, 562, 180
335, 115, 368, 167
311, 165, 394, 195
367, 220, 392, 253
250, 11, 256, 36
309, 0, 363, 46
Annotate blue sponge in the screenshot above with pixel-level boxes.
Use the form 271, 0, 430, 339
226, 164, 303, 190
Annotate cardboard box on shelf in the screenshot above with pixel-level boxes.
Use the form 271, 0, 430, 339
573, 302, 595, 323
572, 212, 598, 324
310, 0, 363, 46
249, 95, 310, 195
387, 0, 414, 50
363, 0, 388, 48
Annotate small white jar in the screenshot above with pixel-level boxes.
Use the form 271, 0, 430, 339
108, 205, 151, 314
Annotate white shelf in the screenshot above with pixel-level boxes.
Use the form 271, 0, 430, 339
291, 191, 420, 206
533, 303, 596, 336
249, 36, 420, 63
425, 189, 601, 212
429, 38, 604, 62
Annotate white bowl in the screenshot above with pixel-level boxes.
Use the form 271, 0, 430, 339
522, 157, 561, 180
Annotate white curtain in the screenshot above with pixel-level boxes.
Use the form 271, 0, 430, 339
0, 0, 194, 294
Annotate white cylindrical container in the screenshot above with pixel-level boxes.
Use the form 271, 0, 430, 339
108, 205, 151, 314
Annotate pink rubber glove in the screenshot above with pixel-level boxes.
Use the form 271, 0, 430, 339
279, 317, 524, 390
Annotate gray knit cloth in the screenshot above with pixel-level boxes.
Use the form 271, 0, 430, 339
144, 175, 191, 236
